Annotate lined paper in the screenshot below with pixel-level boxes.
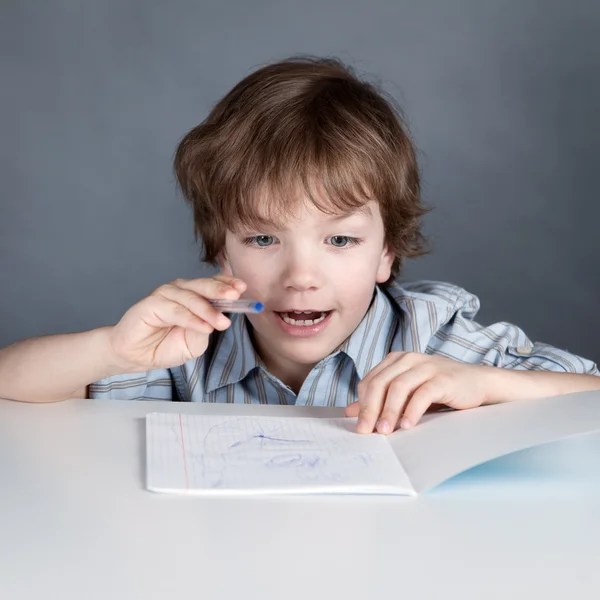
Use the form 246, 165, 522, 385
146, 413, 414, 495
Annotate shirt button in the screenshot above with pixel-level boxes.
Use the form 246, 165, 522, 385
516, 345, 533, 355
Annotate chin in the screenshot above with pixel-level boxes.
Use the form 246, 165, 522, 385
277, 339, 342, 365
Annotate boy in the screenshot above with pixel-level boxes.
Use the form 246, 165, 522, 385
0, 57, 598, 435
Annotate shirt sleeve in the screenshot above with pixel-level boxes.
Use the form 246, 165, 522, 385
89, 368, 176, 400
418, 284, 599, 375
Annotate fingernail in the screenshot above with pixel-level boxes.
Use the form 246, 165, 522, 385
356, 418, 370, 434
400, 417, 412, 429
377, 419, 391, 434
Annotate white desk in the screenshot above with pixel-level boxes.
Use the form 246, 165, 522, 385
1, 398, 599, 600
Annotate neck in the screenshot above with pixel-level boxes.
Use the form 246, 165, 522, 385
268, 362, 313, 395
248, 327, 316, 395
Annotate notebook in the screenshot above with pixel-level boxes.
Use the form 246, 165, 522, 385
146, 389, 600, 496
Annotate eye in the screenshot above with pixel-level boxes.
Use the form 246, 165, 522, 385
327, 236, 362, 248
243, 235, 276, 247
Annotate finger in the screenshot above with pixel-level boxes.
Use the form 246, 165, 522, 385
358, 351, 408, 390
154, 285, 231, 331
376, 366, 434, 434
145, 296, 217, 334
212, 273, 247, 293
345, 401, 360, 417
356, 359, 414, 434
356, 394, 384, 434
357, 351, 428, 407
180, 328, 215, 361
400, 381, 445, 429
168, 277, 242, 302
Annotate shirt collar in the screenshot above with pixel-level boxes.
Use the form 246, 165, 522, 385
205, 285, 399, 393
337, 284, 399, 380
205, 312, 262, 394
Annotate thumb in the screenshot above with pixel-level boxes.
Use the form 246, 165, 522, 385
345, 401, 361, 417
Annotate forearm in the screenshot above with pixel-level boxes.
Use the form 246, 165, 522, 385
0, 327, 126, 403
483, 367, 600, 405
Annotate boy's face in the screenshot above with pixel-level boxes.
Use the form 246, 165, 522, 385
220, 198, 394, 378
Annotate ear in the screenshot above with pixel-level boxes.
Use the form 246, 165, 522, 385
375, 245, 395, 283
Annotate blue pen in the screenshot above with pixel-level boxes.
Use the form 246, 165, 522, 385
208, 299, 264, 313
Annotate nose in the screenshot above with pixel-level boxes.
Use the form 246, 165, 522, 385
280, 246, 324, 292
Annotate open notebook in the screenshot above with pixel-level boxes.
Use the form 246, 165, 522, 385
146, 389, 600, 496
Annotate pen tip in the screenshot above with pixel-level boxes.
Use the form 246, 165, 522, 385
254, 301, 264, 313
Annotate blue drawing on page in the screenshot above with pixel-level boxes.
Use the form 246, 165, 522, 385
185, 418, 372, 488
265, 452, 322, 470
169, 417, 376, 489
194, 419, 320, 488
228, 431, 312, 449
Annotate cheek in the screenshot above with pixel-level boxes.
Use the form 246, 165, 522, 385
228, 252, 271, 289
333, 248, 383, 279
348, 281, 377, 306
333, 252, 382, 303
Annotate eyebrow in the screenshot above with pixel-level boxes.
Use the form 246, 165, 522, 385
325, 205, 373, 221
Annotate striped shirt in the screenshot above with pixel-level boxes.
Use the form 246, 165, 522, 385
89, 280, 599, 405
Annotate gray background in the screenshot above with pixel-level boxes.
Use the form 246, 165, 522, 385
2, 0, 599, 361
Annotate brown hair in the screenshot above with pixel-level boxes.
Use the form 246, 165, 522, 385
174, 56, 429, 285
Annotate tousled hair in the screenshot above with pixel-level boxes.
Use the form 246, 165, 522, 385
174, 56, 429, 285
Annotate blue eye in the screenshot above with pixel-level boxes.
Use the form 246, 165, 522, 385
244, 235, 275, 247
328, 236, 361, 248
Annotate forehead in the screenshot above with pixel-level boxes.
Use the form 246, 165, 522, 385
233, 193, 377, 231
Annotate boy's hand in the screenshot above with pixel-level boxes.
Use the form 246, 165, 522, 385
345, 352, 493, 434
107, 275, 247, 373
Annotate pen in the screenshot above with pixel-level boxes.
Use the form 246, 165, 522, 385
208, 299, 264, 313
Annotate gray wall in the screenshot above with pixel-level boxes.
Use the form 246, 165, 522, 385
2, 0, 599, 361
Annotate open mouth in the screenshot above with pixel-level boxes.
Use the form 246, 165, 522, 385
276, 310, 331, 326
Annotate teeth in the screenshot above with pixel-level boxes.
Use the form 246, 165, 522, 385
281, 311, 327, 326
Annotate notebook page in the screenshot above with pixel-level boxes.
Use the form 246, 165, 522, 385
146, 413, 415, 495
385, 389, 600, 494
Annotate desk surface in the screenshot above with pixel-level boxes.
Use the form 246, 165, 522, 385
1, 398, 599, 600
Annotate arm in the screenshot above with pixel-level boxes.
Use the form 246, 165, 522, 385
348, 282, 600, 433
346, 352, 600, 434
0, 275, 246, 404
483, 368, 600, 405
0, 327, 126, 403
